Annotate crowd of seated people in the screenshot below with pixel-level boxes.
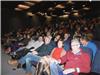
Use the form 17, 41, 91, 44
1, 17, 100, 75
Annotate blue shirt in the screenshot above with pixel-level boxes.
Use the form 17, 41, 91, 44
83, 41, 97, 61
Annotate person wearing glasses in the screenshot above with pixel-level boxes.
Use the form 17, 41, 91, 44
50, 39, 91, 75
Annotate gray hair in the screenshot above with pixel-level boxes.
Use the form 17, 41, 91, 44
71, 38, 80, 45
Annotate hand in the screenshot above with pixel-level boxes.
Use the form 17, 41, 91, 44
49, 58, 59, 64
63, 68, 76, 74
32, 51, 38, 55
57, 59, 61, 64
30, 49, 35, 51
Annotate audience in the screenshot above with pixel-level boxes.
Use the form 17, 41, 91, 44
50, 39, 91, 75
2, 17, 100, 75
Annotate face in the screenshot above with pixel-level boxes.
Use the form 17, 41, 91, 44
44, 36, 50, 44
71, 41, 80, 53
80, 38, 86, 45
57, 40, 63, 48
64, 33, 69, 39
47, 32, 51, 36
38, 36, 43, 42
54, 35, 60, 41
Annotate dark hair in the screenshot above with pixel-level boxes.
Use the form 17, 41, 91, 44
57, 39, 64, 44
80, 33, 92, 41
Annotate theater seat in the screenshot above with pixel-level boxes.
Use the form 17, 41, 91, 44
91, 50, 100, 74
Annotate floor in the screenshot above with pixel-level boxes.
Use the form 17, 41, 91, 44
1, 49, 35, 75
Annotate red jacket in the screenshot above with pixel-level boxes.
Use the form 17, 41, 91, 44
60, 49, 91, 75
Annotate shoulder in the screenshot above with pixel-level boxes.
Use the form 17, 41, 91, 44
88, 41, 96, 46
81, 50, 90, 57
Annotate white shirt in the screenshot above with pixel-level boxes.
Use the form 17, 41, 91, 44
26, 40, 44, 50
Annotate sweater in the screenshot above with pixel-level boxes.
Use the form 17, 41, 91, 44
60, 49, 91, 75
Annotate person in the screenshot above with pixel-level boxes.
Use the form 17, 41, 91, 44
63, 33, 71, 51
50, 39, 66, 75
53, 34, 61, 47
80, 34, 97, 62
8, 36, 54, 75
50, 39, 91, 75
9, 36, 44, 60
14, 35, 44, 52
50, 39, 66, 60
35, 39, 66, 75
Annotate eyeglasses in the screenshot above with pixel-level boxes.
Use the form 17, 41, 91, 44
71, 44, 80, 46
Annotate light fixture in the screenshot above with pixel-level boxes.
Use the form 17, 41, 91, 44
59, 14, 69, 18
18, 4, 30, 9
73, 12, 79, 16
15, 8, 22, 11
55, 4, 65, 9
89, 0, 92, 2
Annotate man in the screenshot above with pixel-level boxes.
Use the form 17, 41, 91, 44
8, 36, 54, 75
80, 34, 97, 62
50, 39, 91, 75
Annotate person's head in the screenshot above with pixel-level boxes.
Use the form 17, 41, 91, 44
71, 39, 80, 54
44, 36, 51, 44
80, 34, 90, 46
57, 39, 64, 48
38, 36, 43, 42
64, 33, 70, 40
54, 34, 61, 42
46, 32, 51, 36
46, 32, 52, 40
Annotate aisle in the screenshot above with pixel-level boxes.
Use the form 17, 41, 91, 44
1, 50, 35, 75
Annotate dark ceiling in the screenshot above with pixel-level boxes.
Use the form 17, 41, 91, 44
1, 1, 100, 17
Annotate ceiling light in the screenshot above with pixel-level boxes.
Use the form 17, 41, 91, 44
55, 4, 65, 9
89, 0, 92, 2
73, 12, 79, 16
59, 15, 69, 18
15, 8, 22, 11
18, 4, 30, 9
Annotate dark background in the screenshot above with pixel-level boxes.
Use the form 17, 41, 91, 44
1, 1, 100, 40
